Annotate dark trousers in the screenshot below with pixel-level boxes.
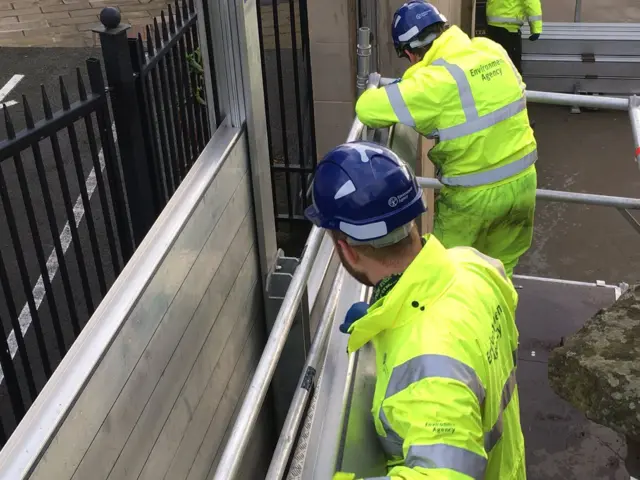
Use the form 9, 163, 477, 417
486, 24, 523, 74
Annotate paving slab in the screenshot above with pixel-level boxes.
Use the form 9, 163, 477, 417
0, 0, 296, 47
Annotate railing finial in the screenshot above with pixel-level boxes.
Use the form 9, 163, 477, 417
99, 7, 121, 29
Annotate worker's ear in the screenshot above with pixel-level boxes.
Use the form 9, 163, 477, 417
405, 50, 418, 64
336, 238, 360, 266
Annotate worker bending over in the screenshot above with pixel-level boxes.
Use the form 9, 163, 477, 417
486, 0, 543, 74
356, 0, 537, 278
305, 142, 525, 479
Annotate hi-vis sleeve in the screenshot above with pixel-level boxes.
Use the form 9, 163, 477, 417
355, 79, 430, 131
524, 0, 543, 34
333, 373, 487, 480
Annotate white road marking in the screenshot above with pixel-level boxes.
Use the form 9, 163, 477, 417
0, 101, 18, 110
0, 74, 24, 105
1, 125, 118, 383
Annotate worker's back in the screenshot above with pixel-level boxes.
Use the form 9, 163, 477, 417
347, 236, 525, 479
403, 25, 536, 181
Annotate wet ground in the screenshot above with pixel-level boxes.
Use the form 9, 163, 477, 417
508, 103, 640, 479
518, 103, 640, 285
515, 276, 629, 479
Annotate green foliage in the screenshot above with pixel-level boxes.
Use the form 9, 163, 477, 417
186, 48, 206, 106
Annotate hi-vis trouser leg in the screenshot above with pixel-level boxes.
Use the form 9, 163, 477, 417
433, 167, 537, 278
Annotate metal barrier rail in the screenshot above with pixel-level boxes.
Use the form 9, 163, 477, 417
377, 75, 640, 167
418, 177, 640, 236
212, 100, 368, 480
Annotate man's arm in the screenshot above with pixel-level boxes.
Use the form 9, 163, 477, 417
524, 0, 542, 35
382, 376, 487, 479
355, 79, 420, 130
334, 360, 488, 480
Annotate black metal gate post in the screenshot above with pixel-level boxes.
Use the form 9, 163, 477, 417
94, 8, 158, 245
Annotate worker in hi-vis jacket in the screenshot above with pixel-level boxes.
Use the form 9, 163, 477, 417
355, 0, 537, 279
486, 0, 543, 74
304, 141, 525, 479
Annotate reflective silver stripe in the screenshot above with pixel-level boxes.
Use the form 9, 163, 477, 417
437, 96, 526, 141
431, 59, 526, 142
528, 15, 542, 21
432, 59, 478, 122
486, 15, 524, 25
385, 354, 486, 405
379, 408, 404, 458
364, 477, 391, 480
385, 83, 415, 127
377, 354, 486, 459
484, 367, 518, 452
440, 149, 537, 187
406, 444, 487, 479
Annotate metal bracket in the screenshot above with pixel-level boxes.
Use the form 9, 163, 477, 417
570, 82, 582, 114
581, 53, 596, 63
266, 248, 301, 300
265, 248, 312, 433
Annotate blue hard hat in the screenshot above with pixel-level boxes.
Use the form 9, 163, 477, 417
392, 1, 447, 56
304, 142, 426, 243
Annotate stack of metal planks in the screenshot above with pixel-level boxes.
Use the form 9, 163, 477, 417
521, 22, 640, 95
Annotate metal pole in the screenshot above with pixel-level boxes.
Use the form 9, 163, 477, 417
617, 208, 640, 235
265, 268, 347, 480
212, 226, 324, 480
212, 106, 368, 480
628, 96, 640, 168
356, 27, 372, 97
94, 8, 157, 245
526, 90, 629, 111
417, 176, 640, 209
378, 77, 631, 111
574, 0, 582, 22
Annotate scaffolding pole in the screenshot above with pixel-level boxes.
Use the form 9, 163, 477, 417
356, 27, 372, 97
629, 96, 640, 166
417, 176, 640, 210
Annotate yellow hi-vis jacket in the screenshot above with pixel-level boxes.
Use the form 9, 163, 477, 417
337, 235, 525, 480
486, 0, 543, 35
355, 26, 537, 189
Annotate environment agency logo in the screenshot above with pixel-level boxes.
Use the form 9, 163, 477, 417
388, 196, 399, 207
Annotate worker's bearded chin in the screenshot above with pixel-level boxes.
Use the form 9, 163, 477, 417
336, 245, 374, 287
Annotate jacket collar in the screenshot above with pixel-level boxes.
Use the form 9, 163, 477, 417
347, 235, 457, 353
402, 25, 471, 79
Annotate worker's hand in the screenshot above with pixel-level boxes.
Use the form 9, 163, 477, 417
339, 302, 370, 334
368, 72, 382, 89
529, 33, 540, 41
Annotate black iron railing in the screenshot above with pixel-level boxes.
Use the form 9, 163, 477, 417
0, 2, 214, 447
96, 1, 211, 243
0, 59, 126, 441
257, 0, 316, 252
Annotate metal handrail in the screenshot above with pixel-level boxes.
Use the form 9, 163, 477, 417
212, 94, 370, 480
418, 176, 640, 209
265, 268, 347, 479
